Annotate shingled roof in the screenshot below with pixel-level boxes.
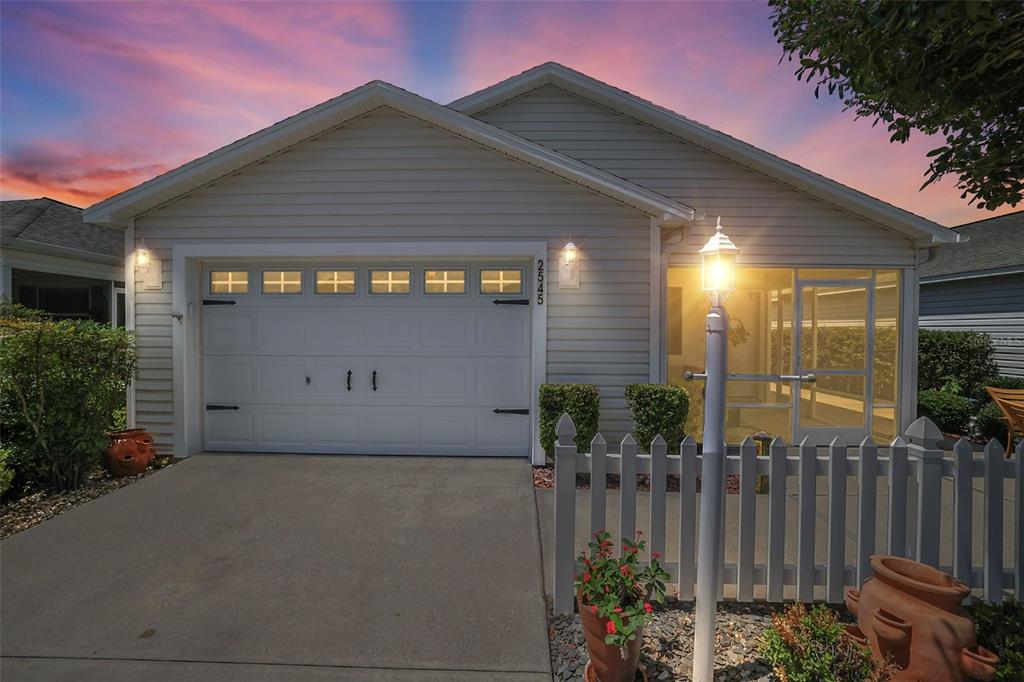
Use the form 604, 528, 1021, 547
919, 210, 1024, 281
1, 198, 123, 260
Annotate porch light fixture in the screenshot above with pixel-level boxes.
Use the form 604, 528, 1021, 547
699, 217, 738, 303
135, 240, 151, 269
559, 240, 580, 288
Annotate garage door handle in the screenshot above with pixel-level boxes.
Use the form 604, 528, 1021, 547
372, 370, 378, 391
493, 408, 529, 415
346, 370, 352, 391
206, 404, 239, 411
492, 299, 529, 306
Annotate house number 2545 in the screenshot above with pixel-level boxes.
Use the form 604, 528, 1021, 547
536, 259, 545, 305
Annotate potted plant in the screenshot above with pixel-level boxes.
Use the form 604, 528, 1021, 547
574, 531, 671, 682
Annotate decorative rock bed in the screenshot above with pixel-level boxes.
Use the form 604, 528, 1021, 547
1, 459, 177, 539
549, 598, 779, 681
534, 466, 741, 494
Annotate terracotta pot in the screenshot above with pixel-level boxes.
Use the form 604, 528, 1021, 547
578, 596, 645, 682
844, 555, 999, 681
104, 428, 155, 478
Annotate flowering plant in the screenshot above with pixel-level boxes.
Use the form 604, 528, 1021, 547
573, 530, 671, 648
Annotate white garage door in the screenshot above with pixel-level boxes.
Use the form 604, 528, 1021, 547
202, 263, 532, 456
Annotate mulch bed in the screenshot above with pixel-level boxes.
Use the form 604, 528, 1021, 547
1, 458, 179, 540
549, 598, 779, 681
533, 466, 740, 494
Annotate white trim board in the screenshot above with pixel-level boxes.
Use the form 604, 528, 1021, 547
85, 82, 693, 226
171, 240, 549, 464
451, 62, 959, 247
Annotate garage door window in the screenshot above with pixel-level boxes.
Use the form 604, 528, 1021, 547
315, 270, 356, 295
370, 269, 411, 294
210, 270, 249, 294
262, 270, 303, 295
480, 269, 522, 294
424, 269, 466, 294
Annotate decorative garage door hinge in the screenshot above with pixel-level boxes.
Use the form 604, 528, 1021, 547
493, 408, 529, 415
492, 299, 529, 306
203, 299, 236, 306
206, 404, 240, 411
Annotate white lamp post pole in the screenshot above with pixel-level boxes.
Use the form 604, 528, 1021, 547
691, 218, 738, 682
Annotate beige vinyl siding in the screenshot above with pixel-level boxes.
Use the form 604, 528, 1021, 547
477, 85, 917, 266
133, 107, 653, 452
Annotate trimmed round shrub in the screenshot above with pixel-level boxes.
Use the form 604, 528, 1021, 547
917, 388, 972, 434
538, 384, 600, 458
625, 383, 690, 451
975, 401, 1010, 446
918, 330, 998, 400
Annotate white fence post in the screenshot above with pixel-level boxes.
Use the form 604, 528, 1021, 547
678, 436, 698, 600
797, 436, 817, 602
907, 417, 943, 567
827, 437, 848, 603
888, 436, 909, 556
619, 434, 637, 548
650, 435, 667, 563
1016, 440, 1024, 598
983, 438, 1005, 603
766, 437, 788, 602
590, 434, 607, 539
553, 414, 578, 614
952, 438, 974, 592
856, 437, 877, 588
737, 437, 756, 602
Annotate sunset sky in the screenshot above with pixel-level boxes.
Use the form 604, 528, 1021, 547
0, 0, 1013, 227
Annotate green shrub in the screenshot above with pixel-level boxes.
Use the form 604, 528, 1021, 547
0, 317, 136, 491
918, 388, 973, 434
970, 599, 1024, 681
918, 330, 999, 400
758, 602, 893, 682
975, 401, 1010, 446
625, 383, 690, 451
538, 384, 600, 458
985, 375, 1024, 391
0, 447, 14, 496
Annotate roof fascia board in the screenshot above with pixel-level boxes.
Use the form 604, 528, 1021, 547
85, 81, 692, 225
452, 64, 957, 246
2, 239, 122, 266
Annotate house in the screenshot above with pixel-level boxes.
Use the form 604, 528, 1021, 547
919, 210, 1024, 377
1, 197, 125, 325
82, 63, 960, 463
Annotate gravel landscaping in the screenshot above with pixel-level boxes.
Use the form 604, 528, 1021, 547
549, 598, 781, 681
1, 459, 178, 539
533, 466, 740, 494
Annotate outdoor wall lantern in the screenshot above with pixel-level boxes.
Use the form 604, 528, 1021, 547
135, 240, 151, 269
698, 216, 738, 304
135, 239, 162, 290
559, 240, 580, 288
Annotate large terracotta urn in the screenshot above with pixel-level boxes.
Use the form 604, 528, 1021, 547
104, 428, 156, 478
844, 555, 999, 681
578, 596, 647, 682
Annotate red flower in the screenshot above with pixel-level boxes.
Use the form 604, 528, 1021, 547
606, 621, 617, 634
614, 606, 623, 613
644, 603, 653, 614
652, 551, 662, 560
590, 604, 598, 614
636, 530, 643, 536
583, 572, 591, 583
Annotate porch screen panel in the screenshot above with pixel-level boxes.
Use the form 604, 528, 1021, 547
872, 270, 901, 440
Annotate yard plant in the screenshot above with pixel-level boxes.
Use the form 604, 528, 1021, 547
969, 599, 1024, 682
538, 383, 599, 458
625, 383, 689, 451
0, 312, 136, 491
574, 531, 670, 649
917, 330, 999, 401
758, 602, 893, 682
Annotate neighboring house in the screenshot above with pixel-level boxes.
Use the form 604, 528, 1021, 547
1, 197, 125, 325
82, 63, 960, 462
919, 210, 1024, 377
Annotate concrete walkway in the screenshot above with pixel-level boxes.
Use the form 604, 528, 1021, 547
2, 455, 550, 681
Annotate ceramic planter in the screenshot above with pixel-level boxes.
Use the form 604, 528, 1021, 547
845, 555, 999, 681
577, 596, 647, 682
104, 428, 155, 478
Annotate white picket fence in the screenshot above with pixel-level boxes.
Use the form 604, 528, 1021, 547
552, 415, 1023, 614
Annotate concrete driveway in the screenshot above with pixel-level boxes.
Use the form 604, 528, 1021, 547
1, 455, 551, 681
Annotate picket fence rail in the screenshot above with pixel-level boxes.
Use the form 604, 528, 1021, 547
552, 414, 1023, 614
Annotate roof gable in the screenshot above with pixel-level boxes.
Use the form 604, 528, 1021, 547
84, 81, 692, 225
451, 62, 958, 246
1, 198, 122, 260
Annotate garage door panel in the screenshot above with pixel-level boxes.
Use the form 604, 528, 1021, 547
206, 411, 255, 447
420, 312, 473, 349
307, 311, 366, 351
204, 361, 255, 402
476, 308, 530, 349
260, 412, 307, 444
478, 361, 530, 400
420, 361, 474, 398
204, 312, 256, 353
364, 309, 417, 348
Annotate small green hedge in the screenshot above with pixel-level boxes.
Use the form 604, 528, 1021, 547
538, 384, 600, 458
975, 401, 1009, 446
970, 599, 1024, 682
625, 383, 690, 451
917, 388, 973, 434
918, 330, 999, 400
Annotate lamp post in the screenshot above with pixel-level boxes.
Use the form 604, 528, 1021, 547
692, 217, 738, 682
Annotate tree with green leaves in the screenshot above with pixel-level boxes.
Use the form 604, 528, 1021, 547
768, 0, 1024, 211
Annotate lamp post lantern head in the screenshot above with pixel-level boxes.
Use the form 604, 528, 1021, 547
699, 217, 739, 304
